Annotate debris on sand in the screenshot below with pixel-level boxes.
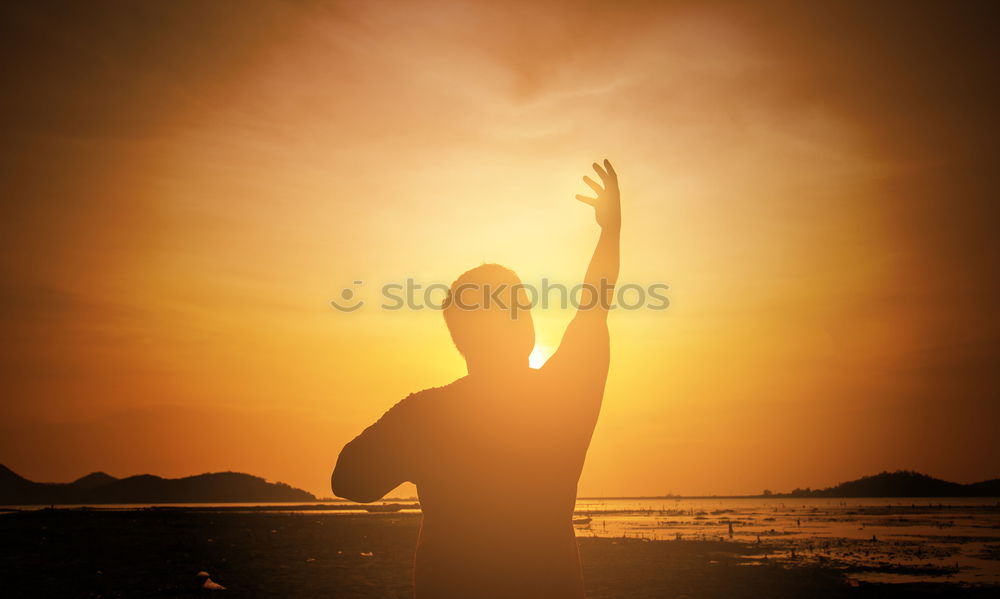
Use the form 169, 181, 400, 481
202, 577, 226, 590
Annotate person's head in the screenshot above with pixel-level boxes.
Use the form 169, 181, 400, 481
442, 264, 535, 371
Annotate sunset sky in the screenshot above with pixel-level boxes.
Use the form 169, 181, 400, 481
1, 1, 997, 498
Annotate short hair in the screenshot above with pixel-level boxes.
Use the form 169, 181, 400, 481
442, 264, 534, 359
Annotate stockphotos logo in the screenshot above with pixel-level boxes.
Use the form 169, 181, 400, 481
330, 278, 669, 316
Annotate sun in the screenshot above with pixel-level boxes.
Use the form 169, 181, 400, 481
528, 344, 553, 369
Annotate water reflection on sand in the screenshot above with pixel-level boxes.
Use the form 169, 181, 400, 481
6, 497, 998, 585
571, 497, 1000, 585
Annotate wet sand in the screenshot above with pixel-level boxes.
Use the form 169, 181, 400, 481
1, 509, 996, 598
572, 498, 1000, 586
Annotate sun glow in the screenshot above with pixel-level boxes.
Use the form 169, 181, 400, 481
528, 344, 553, 369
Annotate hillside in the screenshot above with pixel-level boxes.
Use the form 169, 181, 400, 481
785, 470, 1000, 498
0, 465, 316, 505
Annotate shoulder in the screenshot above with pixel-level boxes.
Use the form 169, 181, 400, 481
386, 377, 469, 415
407, 376, 468, 401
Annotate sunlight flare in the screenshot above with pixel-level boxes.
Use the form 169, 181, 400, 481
528, 344, 553, 369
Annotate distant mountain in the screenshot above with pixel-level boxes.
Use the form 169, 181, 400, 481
0, 464, 34, 494
72, 472, 118, 490
0, 465, 316, 505
966, 478, 1000, 496
784, 470, 1000, 498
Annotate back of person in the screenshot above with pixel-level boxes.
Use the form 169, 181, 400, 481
332, 159, 620, 599
411, 325, 608, 597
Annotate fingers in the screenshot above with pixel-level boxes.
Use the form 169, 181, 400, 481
592, 162, 609, 182
583, 175, 604, 195
579, 159, 617, 206
603, 159, 616, 180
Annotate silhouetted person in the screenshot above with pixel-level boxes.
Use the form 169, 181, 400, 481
332, 160, 622, 598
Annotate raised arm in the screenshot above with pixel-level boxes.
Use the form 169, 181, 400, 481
574, 159, 621, 321
542, 160, 620, 380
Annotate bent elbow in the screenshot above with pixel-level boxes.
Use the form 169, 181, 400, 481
331, 471, 381, 504
331, 448, 381, 503
331, 466, 358, 502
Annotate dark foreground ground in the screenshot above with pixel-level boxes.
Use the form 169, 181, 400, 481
0, 510, 995, 598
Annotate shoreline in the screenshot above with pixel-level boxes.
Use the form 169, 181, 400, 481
3, 495, 999, 509
2, 508, 997, 598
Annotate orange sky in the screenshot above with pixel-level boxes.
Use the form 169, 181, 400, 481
1, 1, 997, 498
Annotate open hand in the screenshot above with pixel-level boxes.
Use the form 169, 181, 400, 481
575, 159, 620, 231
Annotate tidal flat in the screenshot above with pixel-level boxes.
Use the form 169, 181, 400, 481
1, 502, 998, 598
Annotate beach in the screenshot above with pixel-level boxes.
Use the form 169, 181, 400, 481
2, 506, 997, 598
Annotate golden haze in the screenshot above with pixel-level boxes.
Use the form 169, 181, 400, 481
0, 1, 997, 497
